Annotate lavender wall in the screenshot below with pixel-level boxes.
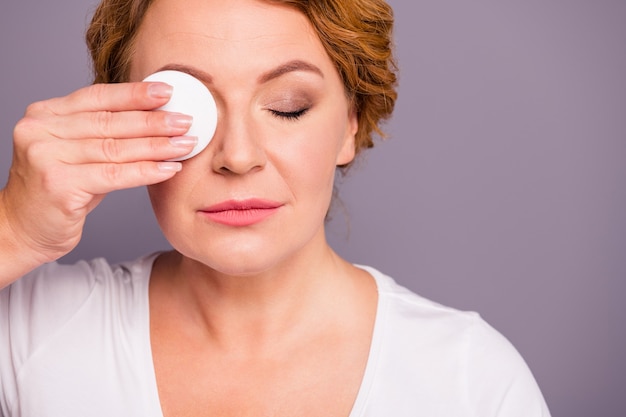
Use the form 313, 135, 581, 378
2, 1, 625, 415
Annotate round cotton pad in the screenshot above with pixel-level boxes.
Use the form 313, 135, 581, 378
143, 70, 217, 161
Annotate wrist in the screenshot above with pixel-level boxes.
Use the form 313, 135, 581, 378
0, 189, 47, 288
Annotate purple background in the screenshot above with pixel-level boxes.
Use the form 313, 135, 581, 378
2, 1, 625, 415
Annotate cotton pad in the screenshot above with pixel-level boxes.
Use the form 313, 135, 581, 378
143, 70, 217, 161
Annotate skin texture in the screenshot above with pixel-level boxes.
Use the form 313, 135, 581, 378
131, 0, 378, 415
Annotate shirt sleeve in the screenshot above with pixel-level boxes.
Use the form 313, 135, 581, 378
464, 317, 551, 417
0, 261, 99, 417
1, 284, 12, 417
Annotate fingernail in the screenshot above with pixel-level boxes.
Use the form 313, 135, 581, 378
166, 113, 193, 129
169, 136, 198, 147
157, 162, 182, 172
148, 82, 173, 99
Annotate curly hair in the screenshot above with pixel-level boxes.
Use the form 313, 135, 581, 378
86, 0, 398, 157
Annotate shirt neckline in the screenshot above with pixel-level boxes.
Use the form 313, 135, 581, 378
138, 254, 388, 417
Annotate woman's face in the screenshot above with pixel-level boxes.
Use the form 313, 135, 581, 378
130, 0, 357, 275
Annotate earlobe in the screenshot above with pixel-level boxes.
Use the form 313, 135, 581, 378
336, 109, 358, 166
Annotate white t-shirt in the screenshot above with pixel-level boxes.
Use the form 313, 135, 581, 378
0, 254, 550, 416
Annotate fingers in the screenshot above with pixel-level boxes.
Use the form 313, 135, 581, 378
25, 82, 192, 141
15, 81, 198, 165
40, 81, 173, 115
55, 136, 198, 164
45, 109, 192, 140
73, 161, 183, 195
12, 80, 203, 191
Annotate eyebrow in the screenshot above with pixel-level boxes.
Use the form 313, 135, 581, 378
156, 60, 324, 85
258, 60, 324, 83
156, 63, 213, 84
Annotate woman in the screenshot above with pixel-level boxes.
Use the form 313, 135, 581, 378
0, 0, 550, 416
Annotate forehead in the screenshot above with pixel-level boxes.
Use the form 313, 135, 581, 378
130, 0, 330, 81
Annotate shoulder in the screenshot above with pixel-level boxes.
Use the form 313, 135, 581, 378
356, 265, 551, 416
2, 254, 155, 321
0, 254, 156, 361
0, 254, 159, 415
360, 264, 482, 341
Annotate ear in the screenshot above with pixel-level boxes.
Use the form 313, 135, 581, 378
336, 108, 358, 166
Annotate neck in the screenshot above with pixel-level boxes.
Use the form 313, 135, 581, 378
150, 231, 356, 355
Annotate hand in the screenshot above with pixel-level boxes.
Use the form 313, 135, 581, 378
0, 81, 196, 283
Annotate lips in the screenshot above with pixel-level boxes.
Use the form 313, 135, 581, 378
198, 199, 283, 226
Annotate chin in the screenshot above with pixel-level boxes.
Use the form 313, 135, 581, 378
160, 217, 324, 278
175, 242, 290, 278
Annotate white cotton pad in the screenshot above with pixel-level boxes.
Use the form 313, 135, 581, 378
143, 70, 217, 161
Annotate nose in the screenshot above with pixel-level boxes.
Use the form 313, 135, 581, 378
210, 112, 266, 175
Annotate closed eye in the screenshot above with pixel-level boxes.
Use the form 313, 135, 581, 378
269, 108, 309, 121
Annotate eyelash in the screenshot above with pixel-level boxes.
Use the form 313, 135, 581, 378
269, 108, 309, 121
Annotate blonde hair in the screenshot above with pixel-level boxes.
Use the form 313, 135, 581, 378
86, 0, 398, 157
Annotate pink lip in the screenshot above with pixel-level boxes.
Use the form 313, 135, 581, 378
198, 199, 283, 227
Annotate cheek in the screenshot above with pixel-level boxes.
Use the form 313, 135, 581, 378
270, 114, 347, 194
147, 176, 187, 229
147, 183, 170, 226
